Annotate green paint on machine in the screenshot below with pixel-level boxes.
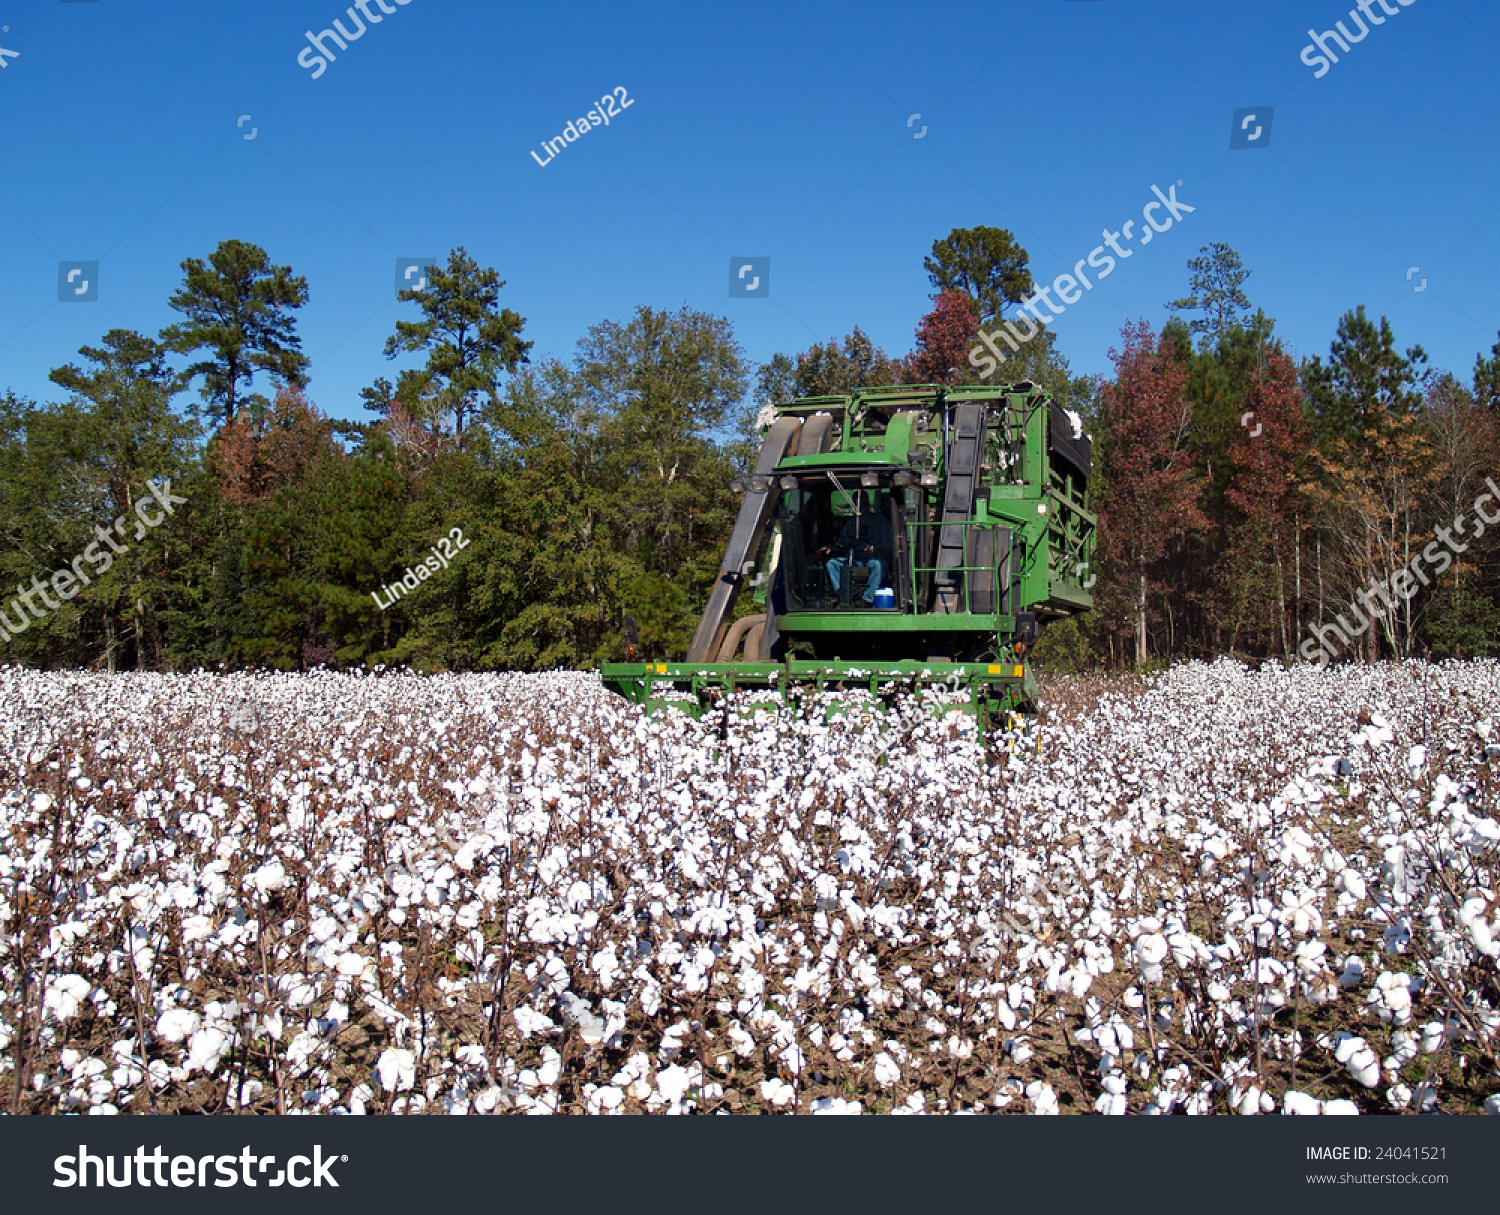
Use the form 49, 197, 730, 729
602, 382, 1094, 733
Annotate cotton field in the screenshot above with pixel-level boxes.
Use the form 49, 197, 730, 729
2, 659, 1499, 1115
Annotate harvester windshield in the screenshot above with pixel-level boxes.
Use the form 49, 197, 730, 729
778, 476, 914, 612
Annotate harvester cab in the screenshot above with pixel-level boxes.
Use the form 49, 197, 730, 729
602, 381, 1094, 731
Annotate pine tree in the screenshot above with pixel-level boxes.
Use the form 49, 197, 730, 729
924, 227, 1034, 322
1166, 243, 1255, 348
791, 328, 899, 397
162, 240, 309, 425
382, 247, 532, 441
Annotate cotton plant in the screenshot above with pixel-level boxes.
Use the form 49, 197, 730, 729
1, 658, 1498, 1113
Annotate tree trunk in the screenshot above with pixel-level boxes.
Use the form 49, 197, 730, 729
1135, 570, 1148, 665
1275, 545, 1288, 658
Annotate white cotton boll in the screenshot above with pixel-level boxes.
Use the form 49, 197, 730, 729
377, 1047, 416, 1092
48, 920, 89, 952
872, 1053, 901, 1088
1461, 817, 1500, 851
655, 1064, 692, 1104
251, 860, 287, 896
1362, 715, 1394, 749
181, 915, 213, 944
759, 1077, 796, 1107
44, 975, 92, 1022
996, 1000, 1017, 1031
1294, 939, 1326, 973
1025, 1081, 1059, 1116
186, 1027, 228, 1073
1282, 1091, 1322, 1115
1237, 1086, 1261, 1116
309, 916, 342, 944
810, 1096, 862, 1114
1134, 930, 1168, 966
334, 952, 367, 977
1419, 1022, 1447, 1053
990, 1079, 1023, 1109
1338, 956, 1364, 987
1484, 1094, 1500, 1115
453, 832, 496, 872
1335, 1036, 1380, 1088
1323, 1099, 1360, 1115
319, 1000, 349, 1035
156, 1008, 200, 1043
1466, 916, 1500, 958
1388, 1085, 1412, 1110
1368, 971, 1414, 1025
536, 1047, 562, 1088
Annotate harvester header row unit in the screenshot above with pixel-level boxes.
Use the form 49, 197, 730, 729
603, 381, 1094, 728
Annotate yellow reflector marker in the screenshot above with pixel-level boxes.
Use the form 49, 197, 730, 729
987, 664, 1002, 674
1014, 665, 1024, 678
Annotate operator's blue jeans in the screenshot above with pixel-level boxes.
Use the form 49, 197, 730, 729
827, 556, 884, 604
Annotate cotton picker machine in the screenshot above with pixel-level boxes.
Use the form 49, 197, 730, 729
601, 381, 1094, 733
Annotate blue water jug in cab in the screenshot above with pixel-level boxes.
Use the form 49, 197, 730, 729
873, 588, 895, 609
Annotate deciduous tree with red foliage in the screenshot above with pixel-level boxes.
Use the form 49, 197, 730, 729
1221, 345, 1308, 655
210, 386, 338, 510
899, 290, 980, 385
1097, 321, 1211, 664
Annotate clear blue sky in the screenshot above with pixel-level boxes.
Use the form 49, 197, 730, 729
2, 0, 1497, 423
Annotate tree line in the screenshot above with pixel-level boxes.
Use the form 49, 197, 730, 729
0, 232, 1495, 673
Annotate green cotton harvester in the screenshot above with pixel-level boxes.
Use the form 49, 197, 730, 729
601, 381, 1095, 731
